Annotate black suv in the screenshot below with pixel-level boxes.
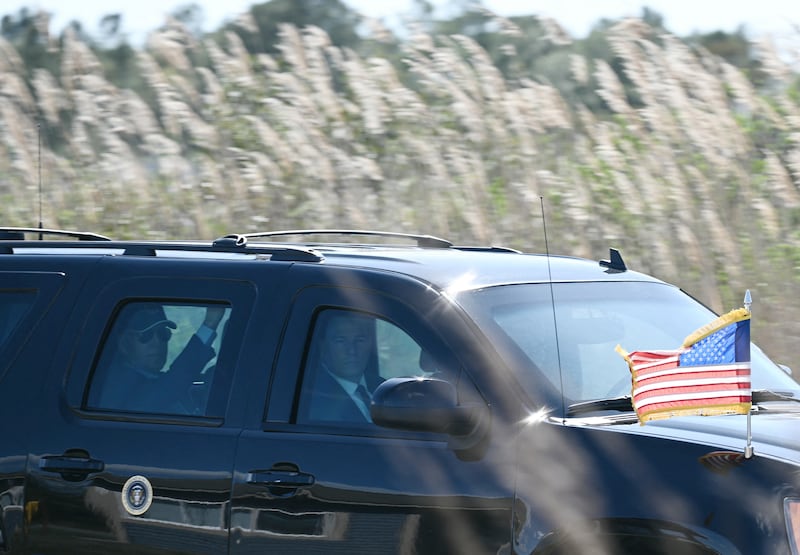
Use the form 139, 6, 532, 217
1, 228, 799, 554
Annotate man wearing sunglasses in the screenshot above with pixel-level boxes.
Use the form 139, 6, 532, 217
90, 303, 225, 414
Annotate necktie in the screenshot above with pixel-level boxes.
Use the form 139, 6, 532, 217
355, 384, 372, 421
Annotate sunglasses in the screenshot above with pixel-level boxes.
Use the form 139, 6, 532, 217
134, 325, 172, 344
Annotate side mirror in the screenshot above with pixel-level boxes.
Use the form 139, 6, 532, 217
779, 364, 794, 378
371, 377, 488, 439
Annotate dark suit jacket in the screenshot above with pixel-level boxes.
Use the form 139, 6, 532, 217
92, 335, 216, 414
307, 369, 382, 423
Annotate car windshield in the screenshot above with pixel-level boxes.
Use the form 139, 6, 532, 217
458, 281, 798, 406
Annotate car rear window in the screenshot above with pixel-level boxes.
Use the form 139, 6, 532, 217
0, 291, 36, 350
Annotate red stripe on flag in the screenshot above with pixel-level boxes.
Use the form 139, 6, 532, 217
634, 382, 751, 403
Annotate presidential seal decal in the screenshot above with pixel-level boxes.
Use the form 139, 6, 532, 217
121, 475, 153, 516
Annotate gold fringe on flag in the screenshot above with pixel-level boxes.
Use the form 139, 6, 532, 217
681, 307, 750, 348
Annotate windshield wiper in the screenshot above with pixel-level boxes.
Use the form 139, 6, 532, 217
752, 390, 800, 404
566, 396, 633, 417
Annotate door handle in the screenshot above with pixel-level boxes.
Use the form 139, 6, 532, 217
246, 470, 315, 488
40, 452, 105, 481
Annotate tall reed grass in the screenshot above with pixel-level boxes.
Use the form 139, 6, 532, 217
0, 11, 798, 363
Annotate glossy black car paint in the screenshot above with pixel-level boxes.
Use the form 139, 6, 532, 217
1, 235, 798, 554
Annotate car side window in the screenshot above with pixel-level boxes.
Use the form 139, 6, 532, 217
85, 301, 231, 416
296, 308, 441, 425
0, 291, 35, 350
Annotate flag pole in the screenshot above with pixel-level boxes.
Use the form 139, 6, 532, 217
744, 289, 754, 459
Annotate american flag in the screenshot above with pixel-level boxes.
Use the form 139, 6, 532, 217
617, 308, 751, 424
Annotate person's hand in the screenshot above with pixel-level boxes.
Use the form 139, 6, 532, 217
203, 306, 225, 330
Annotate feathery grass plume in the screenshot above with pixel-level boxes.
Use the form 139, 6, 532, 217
270, 70, 326, 130
0, 71, 36, 115
138, 48, 212, 146
222, 31, 256, 88
519, 79, 572, 130
204, 37, 252, 88
699, 201, 741, 265
266, 96, 337, 186
451, 143, 492, 242
300, 26, 343, 124
629, 162, 667, 218
339, 51, 389, 136
765, 152, 800, 208
407, 23, 435, 53
118, 89, 161, 138
536, 16, 572, 46
535, 169, 590, 225
244, 115, 295, 172
595, 136, 644, 217
471, 4, 524, 37
135, 50, 168, 92
752, 39, 800, 127
719, 62, 760, 114
570, 54, 590, 86
0, 36, 25, 74
31, 10, 56, 52
673, 219, 705, 269
277, 24, 308, 75
787, 138, 800, 183
180, 105, 219, 151
166, 71, 204, 109
60, 28, 105, 92
0, 98, 38, 182
69, 120, 97, 164
666, 37, 749, 156
593, 59, 632, 116
397, 133, 454, 230
232, 11, 258, 35
753, 37, 794, 83
31, 69, 67, 126
450, 34, 506, 103
365, 56, 427, 123
361, 16, 394, 43
142, 132, 191, 182
432, 39, 482, 106
95, 127, 150, 195
500, 88, 538, 157
751, 196, 782, 239
196, 67, 227, 110
605, 36, 655, 120
146, 18, 195, 74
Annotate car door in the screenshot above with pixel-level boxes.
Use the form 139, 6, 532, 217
0, 270, 68, 550
23, 259, 264, 554
230, 266, 515, 554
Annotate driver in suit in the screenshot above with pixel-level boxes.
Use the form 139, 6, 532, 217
307, 310, 383, 423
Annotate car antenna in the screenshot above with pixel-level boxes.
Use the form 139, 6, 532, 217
599, 248, 627, 272
37, 121, 44, 240
540, 197, 566, 421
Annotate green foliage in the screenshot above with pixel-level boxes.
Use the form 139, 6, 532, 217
234, 0, 362, 54
1, 8, 61, 77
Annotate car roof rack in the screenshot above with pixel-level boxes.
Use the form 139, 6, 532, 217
233, 229, 453, 249
454, 245, 522, 254
1, 235, 324, 262
0, 227, 111, 241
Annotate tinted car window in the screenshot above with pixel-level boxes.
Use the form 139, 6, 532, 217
459, 281, 799, 404
86, 301, 231, 416
0, 291, 35, 350
0, 272, 65, 382
297, 308, 434, 425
